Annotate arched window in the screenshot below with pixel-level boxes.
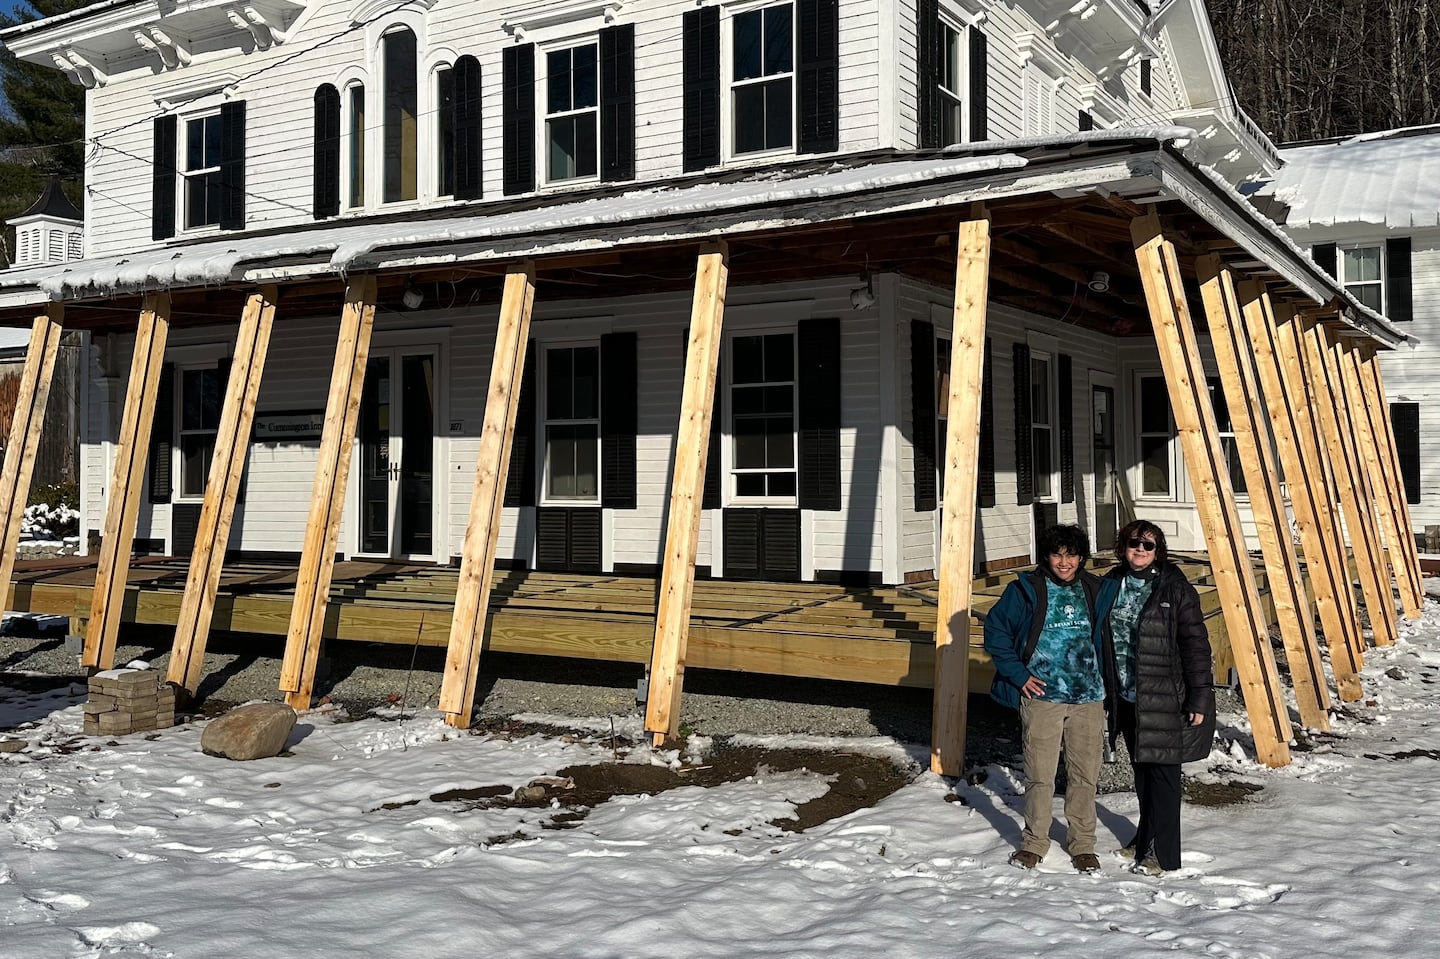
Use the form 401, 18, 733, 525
382, 27, 418, 202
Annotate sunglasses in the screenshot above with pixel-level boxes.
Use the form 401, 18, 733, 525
1126, 538, 1158, 552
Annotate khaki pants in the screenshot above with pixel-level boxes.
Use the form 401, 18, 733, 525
1018, 698, 1105, 857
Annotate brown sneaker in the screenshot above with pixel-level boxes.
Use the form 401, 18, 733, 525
1115, 843, 1138, 861
1071, 853, 1102, 874
1133, 858, 1166, 877
1008, 850, 1042, 869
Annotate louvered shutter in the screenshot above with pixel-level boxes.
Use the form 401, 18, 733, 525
797, 0, 839, 155
148, 363, 175, 504
1059, 353, 1074, 503
977, 337, 995, 507
454, 55, 483, 200
968, 27, 988, 141
601, 332, 638, 509
313, 86, 341, 219
536, 508, 570, 570
504, 346, 537, 507
219, 100, 246, 231
682, 7, 721, 172
1386, 236, 1412, 322
570, 508, 603, 572
911, 321, 937, 512
798, 318, 841, 510
600, 25, 636, 182
723, 509, 761, 579
761, 509, 801, 581
1013, 342, 1033, 506
1311, 242, 1337, 278
503, 44, 536, 196
1078, 110, 1094, 131
1392, 402, 1421, 505
916, 0, 940, 149
152, 116, 177, 241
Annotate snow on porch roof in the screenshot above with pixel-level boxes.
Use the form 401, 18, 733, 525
1252, 125, 1440, 230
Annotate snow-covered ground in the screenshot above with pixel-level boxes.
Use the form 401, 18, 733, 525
5, 587, 1440, 959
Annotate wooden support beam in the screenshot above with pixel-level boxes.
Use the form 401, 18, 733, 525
932, 209, 991, 776
1306, 320, 1398, 647
167, 287, 278, 695
1356, 343, 1425, 615
646, 242, 729, 747
0, 308, 64, 604
83, 295, 171, 670
278, 276, 377, 708
1242, 284, 1362, 701
1199, 260, 1329, 729
1131, 214, 1291, 767
437, 264, 537, 728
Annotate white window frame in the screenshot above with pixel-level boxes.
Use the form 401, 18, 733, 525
724, 0, 797, 161
938, 18, 968, 147
540, 340, 602, 506
339, 75, 369, 210
540, 39, 602, 186
167, 343, 231, 503
177, 108, 224, 235
1339, 242, 1385, 314
1029, 350, 1056, 502
726, 326, 799, 506
1135, 370, 1176, 502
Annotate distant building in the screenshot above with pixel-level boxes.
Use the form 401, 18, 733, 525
7, 176, 83, 268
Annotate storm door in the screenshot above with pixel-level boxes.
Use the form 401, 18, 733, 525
356, 348, 438, 560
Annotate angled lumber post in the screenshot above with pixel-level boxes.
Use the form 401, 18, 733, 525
932, 207, 990, 776
83, 293, 171, 671
167, 287, 278, 696
278, 275, 377, 709
646, 241, 729, 747
1243, 284, 1362, 702
0, 307, 65, 604
1199, 260, 1329, 729
1356, 343, 1425, 615
1131, 213, 1290, 767
438, 264, 536, 728
1306, 319, 1397, 647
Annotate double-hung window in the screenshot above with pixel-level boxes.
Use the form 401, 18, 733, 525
182, 114, 223, 230
732, 3, 794, 155
939, 22, 965, 146
546, 44, 600, 182
544, 345, 601, 502
347, 85, 366, 208
179, 366, 223, 498
1341, 245, 1383, 312
1137, 374, 1172, 498
730, 332, 797, 499
381, 27, 418, 203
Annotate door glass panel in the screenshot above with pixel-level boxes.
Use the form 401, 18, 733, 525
398, 353, 434, 556
1092, 385, 1116, 547
360, 356, 391, 554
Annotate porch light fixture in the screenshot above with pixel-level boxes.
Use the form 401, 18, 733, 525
402, 277, 424, 310
1087, 270, 1110, 294
850, 272, 876, 310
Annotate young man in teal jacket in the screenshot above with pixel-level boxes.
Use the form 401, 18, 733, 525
983, 524, 1119, 874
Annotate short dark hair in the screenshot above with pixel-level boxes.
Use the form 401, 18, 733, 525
1113, 519, 1169, 566
1038, 524, 1091, 561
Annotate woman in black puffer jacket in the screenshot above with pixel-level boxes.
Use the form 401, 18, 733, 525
1103, 519, 1216, 875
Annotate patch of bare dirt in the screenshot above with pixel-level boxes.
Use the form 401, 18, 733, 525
1184, 779, 1263, 806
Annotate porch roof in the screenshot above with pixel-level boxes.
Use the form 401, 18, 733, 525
0, 128, 1412, 349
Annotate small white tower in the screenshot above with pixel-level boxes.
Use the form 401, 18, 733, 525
8, 176, 83, 268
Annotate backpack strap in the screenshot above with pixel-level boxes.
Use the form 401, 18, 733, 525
1021, 570, 1048, 664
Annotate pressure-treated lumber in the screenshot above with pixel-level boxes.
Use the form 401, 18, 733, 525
83, 294, 171, 671
278, 276, 377, 708
932, 209, 991, 776
1356, 343, 1425, 615
438, 264, 536, 728
1241, 284, 1362, 701
1199, 260, 1329, 728
1304, 319, 1397, 647
167, 287, 277, 695
646, 242, 729, 746
0, 308, 64, 603
1131, 214, 1290, 767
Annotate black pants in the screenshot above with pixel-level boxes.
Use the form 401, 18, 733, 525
1117, 699, 1184, 870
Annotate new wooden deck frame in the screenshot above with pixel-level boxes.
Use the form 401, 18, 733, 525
167, 287, 278, 695
439, 264, 537, 729
0, 307, 65, 603
646, 243, 729, 747
1198, 258, 1330, 729
931, 209, 991, 776
278, 276, 378, 709
1240, 283, 1363, 702
1131, 213, 1291, 767
83, 293, 170, 672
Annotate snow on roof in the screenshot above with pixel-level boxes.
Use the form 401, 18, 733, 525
1254, 125, 1440, 230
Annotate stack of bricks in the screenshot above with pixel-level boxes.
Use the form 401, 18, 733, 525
84, 669, 177, 736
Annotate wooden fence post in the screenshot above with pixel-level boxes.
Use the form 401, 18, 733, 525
438, 264, 536, 728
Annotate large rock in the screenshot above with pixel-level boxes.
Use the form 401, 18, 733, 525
200, 702, 297, 761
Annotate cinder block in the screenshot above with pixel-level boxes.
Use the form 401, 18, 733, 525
97, 713, 129, 734
87, 693, 117, 710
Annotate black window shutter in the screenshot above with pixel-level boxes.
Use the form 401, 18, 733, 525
723, 509, 761, 579
1078, 110, 1094, 131
1392, 402, 1421, 505
600, 24, 636, 182
148, 363, 175, 504
601, 331, 638, 509
911, 320, 937, 512
1386, 236, 1413, 322
502, 44, 536, 196
1059, 354, 1074, 503
797, 0, 839, 155
454, 55, 483, 200
504, 346, 537, 507
968, 27, 988, 142
219, 100, 246, 231
760, 509, 801, 581
569, 508, 602, 571
798, 318, 841, 510
916, 0, 939, 149
977, 337, 995, 507
152, 116, 177, 241
1140, 58, 1152, 96
313, 86, 341, 219
1013, 342, 1033, 506
1312, 242, 1338, 278
682, 7, 721, 172
535, 508, 570, 570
